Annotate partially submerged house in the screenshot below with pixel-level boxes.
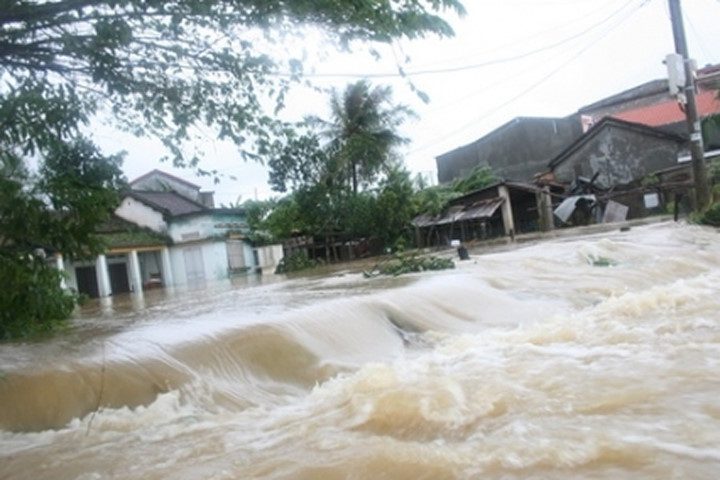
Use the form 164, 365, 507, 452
59, 170, 283, 299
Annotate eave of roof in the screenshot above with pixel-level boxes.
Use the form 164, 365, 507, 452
124, 190, 208, 217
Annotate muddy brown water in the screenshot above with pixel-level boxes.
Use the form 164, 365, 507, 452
1, 222, 720, 479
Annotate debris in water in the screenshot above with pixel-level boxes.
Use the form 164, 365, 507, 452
363, 252, 455, 278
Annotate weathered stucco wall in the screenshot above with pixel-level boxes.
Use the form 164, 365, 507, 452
169, 241, 229, 286
553, 125, 681, 188
436, 116, 583, 184
168, 213, 248, 243
115, 197, 167, 233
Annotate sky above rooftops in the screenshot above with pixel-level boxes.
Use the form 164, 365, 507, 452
89, 0, 720, 205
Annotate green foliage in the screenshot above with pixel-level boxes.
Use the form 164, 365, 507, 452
373, 167, 416, 246
364, 252, 455, 277
274, 252, 319, 274
694, 202, 720, 227
261, 81, 420, 251
270, 80, 414, 194
451, 165, 497, 194
412, 184, 460, 216
0, 255, 75, 340
641, 174, 659, 187
709, 158, 720, 185
1, 139, 125, 339
411, 165, 497, 217
1, 0, 465, 336
1, 0, 464, 171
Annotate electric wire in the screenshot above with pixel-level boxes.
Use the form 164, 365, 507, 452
405, 0, 652, 156
276, 0, 640, 79
407, 0, 627, 70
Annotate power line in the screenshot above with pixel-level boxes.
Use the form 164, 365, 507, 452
279, 0, 639, 79
406, 0, 651, 156
408, 0, 627, 71
684, 9, 713, 62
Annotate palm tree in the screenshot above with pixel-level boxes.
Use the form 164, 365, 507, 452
311, 80, 414, 194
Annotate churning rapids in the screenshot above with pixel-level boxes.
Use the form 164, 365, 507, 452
2, 222, 720, 479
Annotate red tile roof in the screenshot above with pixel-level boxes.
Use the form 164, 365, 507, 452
609, 90, 720, 127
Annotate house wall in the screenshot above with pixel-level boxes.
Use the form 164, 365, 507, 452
553, 125, 682, 188
115, 197, 167, 233
168, 213, 249, 243
255, 244, 284, 273
132, 172, 200, 201
436, 116, 583, 184
169, 240, 230, 286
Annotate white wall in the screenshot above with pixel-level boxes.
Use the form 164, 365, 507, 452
115, 197, 167, 233
167, 215, 215, 243
168, 240, 230, 286
256, 244, 283, 273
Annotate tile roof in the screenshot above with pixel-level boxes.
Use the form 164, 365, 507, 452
128, 191, 208, 217
611, 90, 720, 127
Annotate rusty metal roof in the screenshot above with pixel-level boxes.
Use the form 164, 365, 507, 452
412, 198, 504, 228
456, 198, 504, 221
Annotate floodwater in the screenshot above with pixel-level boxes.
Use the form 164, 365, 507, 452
1, 222, 719, 479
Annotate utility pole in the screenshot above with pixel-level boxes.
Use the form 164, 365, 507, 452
668, 0, 711, 210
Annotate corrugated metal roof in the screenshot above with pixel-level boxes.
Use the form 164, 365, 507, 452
456, 198, 504, 221
412, 198, 504, 228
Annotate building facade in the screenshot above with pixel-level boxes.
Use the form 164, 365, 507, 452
59, 170, 282, 299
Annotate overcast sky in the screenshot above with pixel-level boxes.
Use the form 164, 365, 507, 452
90, 0, 720, 205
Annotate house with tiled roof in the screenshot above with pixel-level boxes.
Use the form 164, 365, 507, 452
59, 170, 283, 299
579, 64, 720, 153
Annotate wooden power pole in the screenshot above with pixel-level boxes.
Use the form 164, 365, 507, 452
668, 0, 711, 210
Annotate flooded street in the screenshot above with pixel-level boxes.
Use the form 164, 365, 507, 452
1, 222, 720, 479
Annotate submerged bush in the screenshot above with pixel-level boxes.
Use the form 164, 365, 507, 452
695, 202, 720, 227
364, 252, 454, 277
274, 252, 319, 274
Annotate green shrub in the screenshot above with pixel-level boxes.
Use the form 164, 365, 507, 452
274, 252, 319, 274
695, 202, 720, 227
364, 252, 454, 277
1, 254, 75, 340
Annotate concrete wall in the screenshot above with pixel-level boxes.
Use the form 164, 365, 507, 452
169, 240, 230, 286
436, 116, 583, 183
553, 125, 682, 188
168, 212, 249, 243
115, 197, 167, 233
255, 244, 283, 272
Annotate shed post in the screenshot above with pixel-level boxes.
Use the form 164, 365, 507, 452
536, 186, 554, 232
498, 185, 516, 239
